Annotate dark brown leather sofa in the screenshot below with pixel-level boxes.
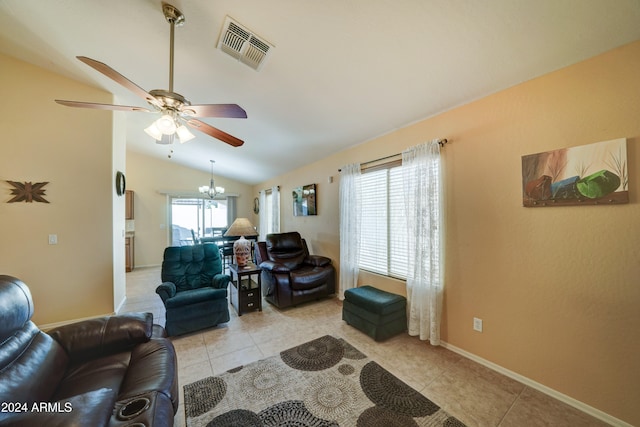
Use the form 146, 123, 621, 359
0, 275, 178, 427
255, 232, 336, 308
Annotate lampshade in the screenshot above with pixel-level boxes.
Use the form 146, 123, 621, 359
224, 218, 258, 237
144, 122, 163, 140
156, 114, 177, 134
225, 218, 257, 266
176, 125, 195, 143
145, 112, 196, 144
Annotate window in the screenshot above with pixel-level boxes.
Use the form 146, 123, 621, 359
170, 197, 227, 245
259, 187, 280, 237
359, 163, 408, 279
265, 191, 274, 235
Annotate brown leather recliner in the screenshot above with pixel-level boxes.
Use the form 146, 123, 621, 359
255, 232, 336, 308
0, 275, 179, 427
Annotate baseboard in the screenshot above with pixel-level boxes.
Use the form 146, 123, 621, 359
128, 263, 162, 269
440, 341, 631, 427
38, 312, 116, 331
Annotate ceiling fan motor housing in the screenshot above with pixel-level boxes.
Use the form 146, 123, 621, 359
162, 3, 185, 25
148, 89, 191, 111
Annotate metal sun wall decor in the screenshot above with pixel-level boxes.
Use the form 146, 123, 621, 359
522, 138, 628, 207
293, 183, 317, 216
6, 181, 50, 203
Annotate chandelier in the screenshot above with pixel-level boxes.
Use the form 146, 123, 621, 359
199, 160, 224, 198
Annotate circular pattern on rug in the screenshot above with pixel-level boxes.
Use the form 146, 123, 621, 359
183, 376, 227, 418
444, 416, 468, 426
206, 409, 262, 427
239, 359, 291, 400
303, 375, 358, 421
360, 361, 439, 417
337, 363, 355, 376
280, 335, 344, 371
259, 400, 339, 427
339, 339, 367, 360
356, 406, 418, 427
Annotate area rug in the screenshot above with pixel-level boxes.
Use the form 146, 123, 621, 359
184, 335, 466, 426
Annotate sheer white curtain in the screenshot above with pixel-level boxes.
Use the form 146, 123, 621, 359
258, 190, 268, 238
403, 140, 444, 345
226, 196, 237, 227
258, 187, 280, 238
339, 163, 361, 299
271, 186, 280, 233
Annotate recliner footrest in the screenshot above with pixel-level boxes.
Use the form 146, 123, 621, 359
342, 285, 407, 341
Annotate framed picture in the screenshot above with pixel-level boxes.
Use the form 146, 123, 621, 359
522, 138, 628, 207
293, 184, 317, 216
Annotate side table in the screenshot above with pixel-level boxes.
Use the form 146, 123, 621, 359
228, 263, 262, 316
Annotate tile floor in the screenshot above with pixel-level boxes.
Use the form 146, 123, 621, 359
121, 266, 610, 427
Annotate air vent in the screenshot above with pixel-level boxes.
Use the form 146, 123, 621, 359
217, 17, 273, 71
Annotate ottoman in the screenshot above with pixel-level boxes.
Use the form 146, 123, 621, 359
342, 285, 407, 341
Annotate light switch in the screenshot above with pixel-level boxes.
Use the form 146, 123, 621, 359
48, 234, 58, 245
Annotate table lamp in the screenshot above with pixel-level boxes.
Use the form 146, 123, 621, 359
224, 218, 258, 266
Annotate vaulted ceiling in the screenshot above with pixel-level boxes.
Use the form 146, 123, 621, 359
1, 0, 639, 184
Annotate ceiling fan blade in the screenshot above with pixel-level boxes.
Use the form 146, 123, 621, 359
55, 99, 152, 112
185, 104, 247, 119
76, 56, 162, 108
186, 119, 244, 147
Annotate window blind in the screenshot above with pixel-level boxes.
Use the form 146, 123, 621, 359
359, 165, 408, 279
359, 169, 388, 275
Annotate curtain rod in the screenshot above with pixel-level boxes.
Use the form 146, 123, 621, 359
259, 186, 280, 193
338, 138, 448, 172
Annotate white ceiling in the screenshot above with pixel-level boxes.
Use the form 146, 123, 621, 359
1, 0, 639, 184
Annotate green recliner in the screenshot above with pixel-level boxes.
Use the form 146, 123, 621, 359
156, 244, 230, 336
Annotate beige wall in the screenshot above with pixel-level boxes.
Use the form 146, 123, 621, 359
0, 54, 117, 325
254, 41, 640, 425
125, 150, 255, 267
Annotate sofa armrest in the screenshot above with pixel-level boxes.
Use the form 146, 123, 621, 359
259, 260, 290, 273
305, 255, 332, 267
47, 313, 153, 364
212, 273, 231, 289
156, 281, 177, 303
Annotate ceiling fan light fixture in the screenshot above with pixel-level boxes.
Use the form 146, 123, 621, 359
176, 125, 195, 143
144, 122, 163, 140
157, 114, 177, 134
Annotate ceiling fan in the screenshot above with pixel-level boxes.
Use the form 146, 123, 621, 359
55, 2, 246, 147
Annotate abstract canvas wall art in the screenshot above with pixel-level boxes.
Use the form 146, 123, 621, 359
522, 138, 628, 207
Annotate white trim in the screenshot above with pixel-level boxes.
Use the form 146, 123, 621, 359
114, 295, 127, 314
440, 341, 632, 427
129, 263, 162, 269
156, 190, 239, 198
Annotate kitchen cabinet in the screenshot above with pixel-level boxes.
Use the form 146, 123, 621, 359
125, 190, 134, 271
125, 236, 134, 272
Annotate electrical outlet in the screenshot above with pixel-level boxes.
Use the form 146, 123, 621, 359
48, 234, 58, 245
473, 317, 483, 332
